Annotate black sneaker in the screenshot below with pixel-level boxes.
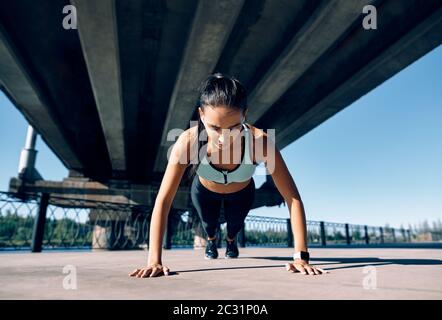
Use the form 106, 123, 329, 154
205, 239, 218, 259
225, 239, 239, 259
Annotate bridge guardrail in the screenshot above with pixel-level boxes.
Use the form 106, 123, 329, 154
0, 191, 414, 251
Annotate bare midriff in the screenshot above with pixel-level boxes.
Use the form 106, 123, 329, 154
199, 134, 253, 194
199, 175, 251, 194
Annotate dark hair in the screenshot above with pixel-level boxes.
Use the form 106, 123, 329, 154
186, 72, 248, 182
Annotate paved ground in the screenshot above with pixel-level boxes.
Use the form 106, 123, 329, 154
1, 246, 441, 299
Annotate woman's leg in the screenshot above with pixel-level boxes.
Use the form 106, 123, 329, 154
223, 178, 255, 240
190, 175, 223, 239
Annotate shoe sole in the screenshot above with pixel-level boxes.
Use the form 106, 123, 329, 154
224, 255, 239, 259
204, 256, 218, 260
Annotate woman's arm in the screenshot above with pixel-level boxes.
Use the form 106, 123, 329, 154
130, 130, 190, 277
260, 133, 328, 275
147, 131, 189, 264
260, 134, 307, 252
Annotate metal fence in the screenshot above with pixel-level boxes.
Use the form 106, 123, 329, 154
0, 191, 414, 251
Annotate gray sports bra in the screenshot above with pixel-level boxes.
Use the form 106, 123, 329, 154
196, 123, 258, 185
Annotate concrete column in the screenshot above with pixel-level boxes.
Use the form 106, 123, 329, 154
18, 125, 42, 182
92, 224, 108, 249
286, 219, 293, 248
31, 193, 49, 252
380, 227, 384, 244
18, 126, 38, 175
90, 210, 129, 250
345, 224, 351, 245
364, 225, 369, 244
407, 229, 412, 243
162, 210, 175, 250
320, 221, 326, 246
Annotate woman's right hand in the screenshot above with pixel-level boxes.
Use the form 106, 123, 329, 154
129, 262, 170, 278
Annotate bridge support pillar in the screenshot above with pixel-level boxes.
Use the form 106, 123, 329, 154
320, 221, 327, 246
31, 193, 49, 252
90, 210, 130, 250
286, 219, 293, 248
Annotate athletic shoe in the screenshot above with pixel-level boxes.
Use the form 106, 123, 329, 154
225, 239, 239, 258
204, 239, 218, 259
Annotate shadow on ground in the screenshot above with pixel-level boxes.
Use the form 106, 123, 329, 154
172, 256, 442, 274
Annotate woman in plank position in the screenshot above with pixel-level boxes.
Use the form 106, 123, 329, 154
129, 73, 328, 278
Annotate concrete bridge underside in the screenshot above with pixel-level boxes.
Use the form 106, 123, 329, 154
0, 0, 441, 209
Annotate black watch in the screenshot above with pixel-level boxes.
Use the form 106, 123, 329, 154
293, 251, 310, 263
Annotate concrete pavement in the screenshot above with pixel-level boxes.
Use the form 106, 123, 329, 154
0, 247, 441, 299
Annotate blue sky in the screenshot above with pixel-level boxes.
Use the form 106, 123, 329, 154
1, 46, 441, 229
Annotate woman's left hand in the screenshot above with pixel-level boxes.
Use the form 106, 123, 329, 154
285, 259, 329, 275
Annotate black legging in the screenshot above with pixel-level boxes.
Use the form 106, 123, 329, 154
191, 174, 255, 240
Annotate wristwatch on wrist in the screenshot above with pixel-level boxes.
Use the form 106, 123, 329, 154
293, 251, 310, 263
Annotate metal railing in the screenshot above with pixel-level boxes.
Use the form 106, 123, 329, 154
0, 191, 414, 251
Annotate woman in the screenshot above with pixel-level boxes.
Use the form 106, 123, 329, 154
129, 73, 328, 278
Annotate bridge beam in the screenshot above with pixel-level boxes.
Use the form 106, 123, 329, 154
72, 0, 126, 172
8, 175, 282, 212
154, 0, 245, 173
275, 3, 442, 150
247, 0, 374, 125
0, 23, 82, 170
